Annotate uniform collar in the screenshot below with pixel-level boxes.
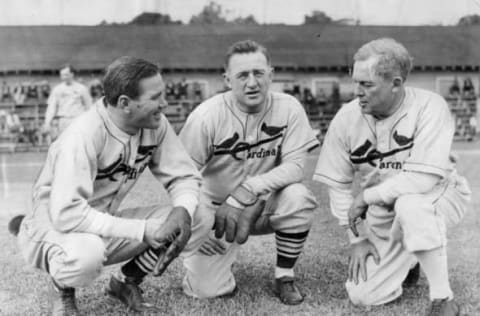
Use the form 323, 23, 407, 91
96, 97, 138, 143
364, 87, 413, 127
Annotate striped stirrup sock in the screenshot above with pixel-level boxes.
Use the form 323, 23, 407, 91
275, 230, 309, 269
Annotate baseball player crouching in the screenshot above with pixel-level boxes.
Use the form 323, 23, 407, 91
179, 40, 319, 305
313, 38, 471, 316
8, 56, 213, 315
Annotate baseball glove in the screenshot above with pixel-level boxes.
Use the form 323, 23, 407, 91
151, 207, 192, 276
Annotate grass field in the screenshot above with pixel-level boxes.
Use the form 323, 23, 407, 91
0, 144, 479, 316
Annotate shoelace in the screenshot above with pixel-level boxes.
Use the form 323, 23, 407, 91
282, 280, 296, 293
124, 280, 145, 304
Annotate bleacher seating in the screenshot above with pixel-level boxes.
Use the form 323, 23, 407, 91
0, 83, 477, 152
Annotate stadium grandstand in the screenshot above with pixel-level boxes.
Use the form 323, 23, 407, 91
0, 24, 479, 151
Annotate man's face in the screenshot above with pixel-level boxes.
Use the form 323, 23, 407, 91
352, 57, 397, 117
224, 51, 273, 112
127, 73, 168, 130
60, 68, 74, 84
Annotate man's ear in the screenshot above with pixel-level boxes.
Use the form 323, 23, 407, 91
223, 72, 232, 89
269, 66, 274, 80
392, 76, 403, 92
117, 95, 131, 113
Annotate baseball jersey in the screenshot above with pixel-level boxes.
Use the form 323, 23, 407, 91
25, 99, 201, 242
46, 81, 92, 119
179, 91, 319, 204
314, 87, 458, 222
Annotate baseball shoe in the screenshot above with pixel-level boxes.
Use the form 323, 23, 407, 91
218, 286, 239, 299
425, 298, 460, 316
273, 276, 304, 305
106, 276, 157, 312
403, 263, 420, 288
50, 282, 81, 316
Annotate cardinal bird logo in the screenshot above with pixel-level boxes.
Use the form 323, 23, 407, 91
351, 139, 373, 157
214, 132, 239, 149
392, 131, 414, 146
261, 123, 287, 136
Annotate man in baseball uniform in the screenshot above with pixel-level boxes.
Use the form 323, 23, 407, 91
43, 65, 93, 139
314, 38, 471, 316
9, 57, 213, 315
179, 40, 319, 305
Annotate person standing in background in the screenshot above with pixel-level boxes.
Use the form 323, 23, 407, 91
43, 65, 92, 139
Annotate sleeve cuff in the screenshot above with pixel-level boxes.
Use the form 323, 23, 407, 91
242, 178, 264, 196
226, 196, 244, 208
172, 193, 198, 219
363, 187, 383, 205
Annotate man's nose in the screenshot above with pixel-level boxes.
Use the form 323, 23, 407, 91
354, 84, 364, 97
246, 72, 257, 86
158, 96, 168, 109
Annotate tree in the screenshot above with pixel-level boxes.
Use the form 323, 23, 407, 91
457, 14, 480, 26
303, 10, 332, 25
231, 14, 259, 25
129, 12, 182, 25
189, 1, 228, 25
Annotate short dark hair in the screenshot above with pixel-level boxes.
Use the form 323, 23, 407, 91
59, 64, 76, 74
224, 40, 270, 70
103, 56, 160, 106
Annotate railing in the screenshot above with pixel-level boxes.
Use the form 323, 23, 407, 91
0, 95, 477, 152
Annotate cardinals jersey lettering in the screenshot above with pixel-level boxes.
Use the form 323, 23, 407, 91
27, 99, 201, 241
314, 87, 457, 189
180, 91, 319, 203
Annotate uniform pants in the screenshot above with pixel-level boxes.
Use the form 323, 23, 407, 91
346, 176, 471, 305
17, 204, 214, 289
182, 183, 317, 298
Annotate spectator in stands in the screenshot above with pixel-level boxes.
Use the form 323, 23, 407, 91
303, 87, 315, 107
43, 64, 93, 139
468, 114, 477, 141
193, 81, 203, 103
26, 82, 39, 100
448, 78, 461, 99
12, 83, 26, 105
1, 80, 11, 102
173, 80, 181, 99
292, 84, 301, 100
462, 78, 475, 99
316, 88, 328, 105
39, 81, 51, 99
89, 79, 104, 103
179, 77, 189, 100
166, 80, 175, 100
5, 110, 23, 134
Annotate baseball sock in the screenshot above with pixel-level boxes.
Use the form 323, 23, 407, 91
120, 248, 161, 280
415, 246, 453, 300
275, 230, 309, 279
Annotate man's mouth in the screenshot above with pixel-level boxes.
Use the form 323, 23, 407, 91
246, 91, 260, 98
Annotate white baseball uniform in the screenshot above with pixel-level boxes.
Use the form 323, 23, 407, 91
314, 87, 471, 305
179, 91, 319, 298
17, 99, 213, 289
45, 81, 93, 134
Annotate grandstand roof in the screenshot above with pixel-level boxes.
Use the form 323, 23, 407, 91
0, 24, 479, 73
